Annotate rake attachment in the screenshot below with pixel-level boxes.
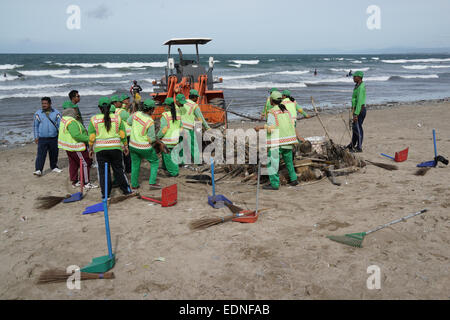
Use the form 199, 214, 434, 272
327, 209, 428, 247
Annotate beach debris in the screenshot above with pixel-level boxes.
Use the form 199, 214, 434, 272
327, 209, 428, 248
37, 269, 115, 284
20, 216, 27, 222
154, 257, 165, 262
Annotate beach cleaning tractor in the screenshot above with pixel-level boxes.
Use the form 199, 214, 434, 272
150, 38, 227, 128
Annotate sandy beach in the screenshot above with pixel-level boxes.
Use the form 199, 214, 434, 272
0, 101, 448, 300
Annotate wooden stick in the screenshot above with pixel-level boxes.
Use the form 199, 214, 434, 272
311, 96, 333, 142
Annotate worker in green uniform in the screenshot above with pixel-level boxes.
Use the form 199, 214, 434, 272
255, 91, 299, 190
88, 97, 132, 199
347, 71, 366, 152
127, 99, 161, 190
260, 88, 279, 120
112, 95, 132, 173
58, 108, 97, 189
281, 89, 308, 143
121, 94, 132, 112
176, 90, 210, 164
157, 97, 182, 177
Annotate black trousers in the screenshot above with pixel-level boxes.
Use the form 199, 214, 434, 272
123, 137, 132, 173
35, 137, 59, 171
351, 107, 366, 150
96, 149, 131, 198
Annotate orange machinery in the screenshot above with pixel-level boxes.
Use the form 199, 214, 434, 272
149, 38, 227, 127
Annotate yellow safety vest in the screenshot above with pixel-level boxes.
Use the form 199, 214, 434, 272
266, 106, 298, 148
115, 108, 132, 137
129, 112, 154, 150
282, 98, 297, 125
161, 110, 182, 146
58, 116, 86, 151
90, 114, 122, 152
180, 99, 199, 130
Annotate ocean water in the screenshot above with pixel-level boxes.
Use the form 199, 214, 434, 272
1, 53, 450, 144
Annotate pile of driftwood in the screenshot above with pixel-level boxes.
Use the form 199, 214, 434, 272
185, 136, 365, 187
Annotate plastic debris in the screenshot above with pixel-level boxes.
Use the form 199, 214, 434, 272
154, 257, 165, 262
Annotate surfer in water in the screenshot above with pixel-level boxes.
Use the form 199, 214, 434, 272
314, 69, 318, 76
130, 80, 143, 103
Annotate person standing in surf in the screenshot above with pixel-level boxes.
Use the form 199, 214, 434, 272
130, 80, 143, 104
347, 71, 366, 153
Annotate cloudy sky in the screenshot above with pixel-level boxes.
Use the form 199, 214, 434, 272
0, 0, 449, 54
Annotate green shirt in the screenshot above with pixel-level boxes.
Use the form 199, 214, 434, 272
67, 120, 89, 143
117, 108, 130, 122
262, 97, 272, 118
193, 107, 210, 130
157, 116, 168, 139
352, 82, 366, 115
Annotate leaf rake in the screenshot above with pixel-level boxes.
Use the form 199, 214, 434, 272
327, 209, 428, 247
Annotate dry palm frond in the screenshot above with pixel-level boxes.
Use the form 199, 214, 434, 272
35, 195, 71, 209
298, 168, 317, 182
37, 269, 115, 284
109, 192, 139, 204
366, 160, 398, 171
414, 167, 430, 176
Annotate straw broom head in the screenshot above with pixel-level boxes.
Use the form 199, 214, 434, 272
37, 269, 115, 284
109, 192, 139, 204
35, 195, 71, 210
189, 215, 235, 230
414, 167, 430, 176
366, 160, 398, 171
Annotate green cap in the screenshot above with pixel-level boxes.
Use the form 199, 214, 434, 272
176, 93, 186, 105
269, 88, 279, 93
270, 91, 282, 101
282, 90, 291, 97
189, 89, 199, 97
120, 94, 130, 101
110, 105, 116, 113
353, 71, 364, 78
143, 99, 156, 110
110, 95, 120, 103
164, 97, 174, 105
62, 100, 75, 109
98, 97, 111, 107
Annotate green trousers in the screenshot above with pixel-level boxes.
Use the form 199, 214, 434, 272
267, 148, 297, 189
130, 146, 159, 187
162, 146, 179, 176
179, 129, 200, 164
